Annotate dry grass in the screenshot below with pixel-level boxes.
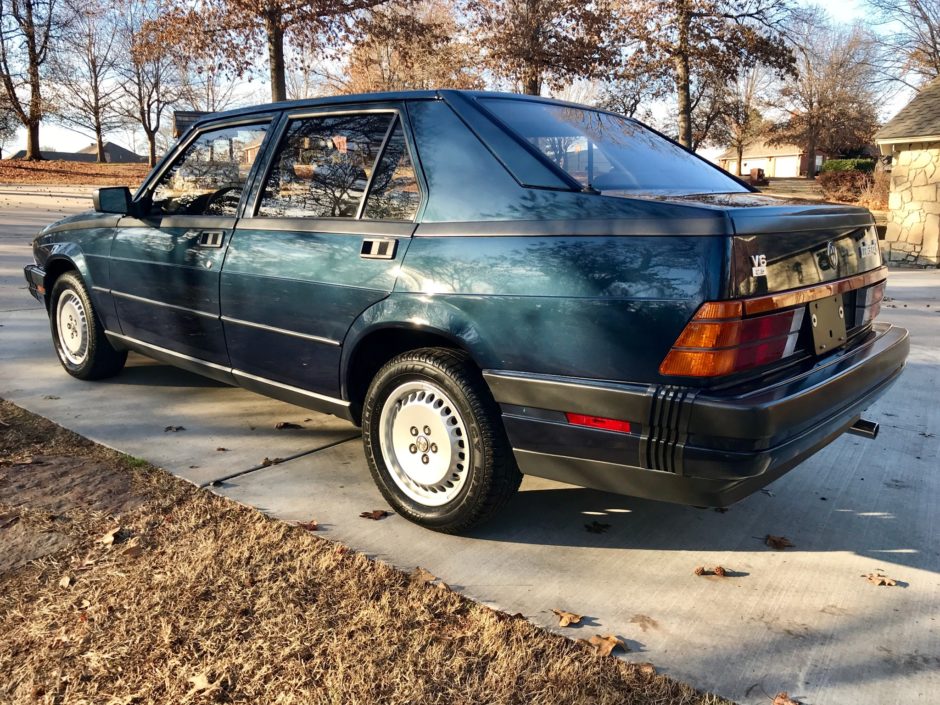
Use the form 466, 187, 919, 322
0, 400, 732, 705
0, 160, 149, 187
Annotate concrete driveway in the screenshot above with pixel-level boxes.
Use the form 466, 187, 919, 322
1, 187, 937, 704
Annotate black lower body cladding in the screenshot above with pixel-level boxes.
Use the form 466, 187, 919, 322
484, 322, 909, 507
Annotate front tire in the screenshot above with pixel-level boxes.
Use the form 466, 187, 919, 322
49, 272, 127, 380
362, 348, 521, 533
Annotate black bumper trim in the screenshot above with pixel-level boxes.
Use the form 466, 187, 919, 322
484, 322, 909, 505
23, 264, 45, 303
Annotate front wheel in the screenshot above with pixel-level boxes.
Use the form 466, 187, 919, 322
49, 272, 127, 380
362, 348, 521, 533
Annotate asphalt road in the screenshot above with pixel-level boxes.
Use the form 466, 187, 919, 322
1, 185, 937, 704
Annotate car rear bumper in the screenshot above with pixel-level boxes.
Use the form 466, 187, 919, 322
24, 264, 45, 303
483, 322, 910, 507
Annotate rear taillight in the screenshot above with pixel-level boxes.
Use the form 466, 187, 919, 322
660, 303, 803, 377
857, 281, 885, 326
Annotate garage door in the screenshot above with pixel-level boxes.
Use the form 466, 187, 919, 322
774, 156, 800, 178
741, 158, 768, 175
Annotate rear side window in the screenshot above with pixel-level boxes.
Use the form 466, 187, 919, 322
362, 119, 420, 221
258, 113, 393, 218
148, 123, 269, 216
480, 98, 747, 196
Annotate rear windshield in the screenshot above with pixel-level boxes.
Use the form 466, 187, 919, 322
480, 98, 747, 196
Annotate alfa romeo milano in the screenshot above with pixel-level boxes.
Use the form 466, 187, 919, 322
25, 90, 909, 532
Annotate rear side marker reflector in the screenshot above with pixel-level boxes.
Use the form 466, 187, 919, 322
565, 413, 632, 434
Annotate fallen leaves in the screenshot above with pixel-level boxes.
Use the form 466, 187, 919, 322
59, 575, 73, 589
275, 421, 303, 430
359, 510, 389, 520
99, 527, 122, 547
693, 565, 729, 577
122, 539, 145, 559
551, 609, 582, 627
584, 521, 610, 534
186, 673, 218, 699
297, 520, 320, 532
863, 572, 898, 586
765, 534, 795, 550
411, 567, 449, 590
637, 662, 656, 676
260, 457, 285, 467
0, 513, 20, 529
215, 447, 228, 452
773, 692, 802, 705
580, 634, 627, 656
163, 426, 185, 433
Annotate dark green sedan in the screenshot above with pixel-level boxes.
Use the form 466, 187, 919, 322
24, 90, 909, 532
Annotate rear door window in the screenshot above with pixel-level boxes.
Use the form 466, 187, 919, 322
257, 113, 394, 218
362, 118, 421, 221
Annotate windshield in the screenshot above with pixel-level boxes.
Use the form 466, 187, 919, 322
480, 98, 747, 196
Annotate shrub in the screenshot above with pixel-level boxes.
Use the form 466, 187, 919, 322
857, 168, 890, 210
818, 170, 872, 202
821, 159, 876, 173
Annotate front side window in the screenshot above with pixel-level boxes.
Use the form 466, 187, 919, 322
258, 113, 393, 218
148, 123, 269, 216
480, 99, 747, 196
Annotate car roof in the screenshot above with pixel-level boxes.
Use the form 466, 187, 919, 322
190, 89, 594, 128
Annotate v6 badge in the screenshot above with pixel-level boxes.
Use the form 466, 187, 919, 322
751, 254, 767, 277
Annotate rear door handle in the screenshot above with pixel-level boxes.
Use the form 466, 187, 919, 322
196, 230, 225, 248
360, 238, 397, 259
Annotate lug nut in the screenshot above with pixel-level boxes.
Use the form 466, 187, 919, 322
423, 425, 431, 435
430, 443, 438, 453
409, 444, 417, 454
421, 454, 429, 464
410, 426, 418, 436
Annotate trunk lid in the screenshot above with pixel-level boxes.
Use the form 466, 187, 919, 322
645, 192, 881, 297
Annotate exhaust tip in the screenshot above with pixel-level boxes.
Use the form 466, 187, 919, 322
848, 418, 879, 440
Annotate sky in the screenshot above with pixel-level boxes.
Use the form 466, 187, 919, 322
2, 0, 908, 158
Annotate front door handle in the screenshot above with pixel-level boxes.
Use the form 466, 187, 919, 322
196, 230, 225, 248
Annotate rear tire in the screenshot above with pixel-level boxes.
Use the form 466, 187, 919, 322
362, 348, 521, 533
49, 272, 127, 380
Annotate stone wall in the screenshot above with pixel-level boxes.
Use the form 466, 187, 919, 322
883, 142, 940, 266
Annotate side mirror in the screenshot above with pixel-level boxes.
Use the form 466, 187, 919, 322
93, 187, 134, 215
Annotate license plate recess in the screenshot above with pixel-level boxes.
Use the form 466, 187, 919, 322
809, 294, 847, 355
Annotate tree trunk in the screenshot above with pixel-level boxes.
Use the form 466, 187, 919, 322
737, 144, 745, 176
674, 4, 693, 148
805, 132, 817, 181
524, 72, 540, 96
265, 10, 286, 102
146, 131, 157, 167
25, 121, 41, 160
96, 130, 106, 163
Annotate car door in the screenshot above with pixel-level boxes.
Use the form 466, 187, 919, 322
220, 105, 423, 401
108, 118, 274, 368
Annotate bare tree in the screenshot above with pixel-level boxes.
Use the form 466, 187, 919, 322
116, 0, 181, 167
617, 0, 794, 148
178, 61, 240, 113
868, 0, 940, 88
0, 0, 58, 160
769, 12, 881, 179
330, 0, 483, 94
49, 0, 123, 162
719, 67, 770, 174
465, 0, 617, 96
0, 91, 17, 157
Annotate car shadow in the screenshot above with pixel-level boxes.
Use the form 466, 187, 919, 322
101, 356, 229, 389
466, 482, 938, 575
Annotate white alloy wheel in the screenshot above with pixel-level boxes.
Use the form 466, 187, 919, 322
379, 380, 471, 506
56, 290, 89, 365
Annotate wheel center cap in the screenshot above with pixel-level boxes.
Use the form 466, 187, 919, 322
416, 436, 430, 453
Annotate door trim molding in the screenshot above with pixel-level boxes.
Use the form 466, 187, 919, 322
110, 289, 219, 319
221, 315, 341, 346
